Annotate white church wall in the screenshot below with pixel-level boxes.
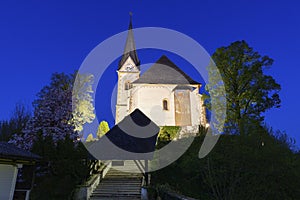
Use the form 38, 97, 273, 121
117, 72, 139, 105
116, 56, 140, 124
130, 84, 176, 126
116, 105, 128, 124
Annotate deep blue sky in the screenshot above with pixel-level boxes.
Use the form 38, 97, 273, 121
0, 1, 299, 146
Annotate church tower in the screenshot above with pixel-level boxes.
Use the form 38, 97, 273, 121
115, 15, 140, 124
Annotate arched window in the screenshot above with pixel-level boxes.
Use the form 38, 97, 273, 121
125, 81, 131, 90
163, 99, 169, 110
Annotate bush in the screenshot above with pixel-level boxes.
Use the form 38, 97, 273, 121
151, 126, 300, 200
30, 135, 89, 200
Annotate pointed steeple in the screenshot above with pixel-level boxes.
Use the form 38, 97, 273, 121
118, 13, 140, 70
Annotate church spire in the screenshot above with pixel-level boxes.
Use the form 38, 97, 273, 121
118, 12, 140, 70
128, 11, 133, 29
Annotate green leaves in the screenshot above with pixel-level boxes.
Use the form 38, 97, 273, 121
207, 40, 281, 134
97, 120, 110, 138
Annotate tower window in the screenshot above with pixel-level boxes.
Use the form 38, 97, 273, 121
163, 99, 169, 110
125, 81, 132, 90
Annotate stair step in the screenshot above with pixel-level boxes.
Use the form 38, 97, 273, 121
90, 168, 142, 200
91, 197, 140, 199
99, 182, 141, 185
100, 181, 141, 184
90, 198, 140, 200
98, 184, 140, 186
99, 181, 141, 184
101, 179, 141, 181
93, 191, 140, 194
94, 189, 140, 192
96, 186, 141, 189
93, 192, 141, 195
105, 177, 141, 179
106, 174, 142, 176
98, 184, 141, 186
92, 193, 141, 196
100, 180, 140, 182
95, 186, 141, 189
96, 185, 141, 188
95, 189, 140, 191
97, 185, 140, 188
91, 194, 141, 197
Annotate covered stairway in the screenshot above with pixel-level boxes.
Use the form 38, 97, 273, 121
86, 109, 160, 199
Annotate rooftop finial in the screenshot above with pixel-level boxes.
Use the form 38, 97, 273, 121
129, 12, 133, 29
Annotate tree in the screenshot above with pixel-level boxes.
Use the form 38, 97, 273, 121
0, 102, 31, 141
9, 72, 95, 150
6, 73, 95, 199
97, 121, 110, 138
209, 40, 281, 134
86, 133, 96, 142
151, 127, 300, 200
9, 73, 75, 149
71, 73, 95, 134
30, 134, 89, 200
11, 102, 31, 126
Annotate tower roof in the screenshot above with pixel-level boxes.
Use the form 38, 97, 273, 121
133, 55, 200, 84
118, 14, 140, 70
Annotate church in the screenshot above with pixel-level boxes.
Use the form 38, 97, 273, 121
115, 18, 207, 129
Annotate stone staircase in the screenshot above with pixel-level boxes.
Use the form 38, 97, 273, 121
90, 168, 143, 200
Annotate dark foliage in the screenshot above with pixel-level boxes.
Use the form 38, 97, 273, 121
151, 126, 300, 200
207, 40, 281, 135
30, 134, 89, 200
0, 103, 31, 141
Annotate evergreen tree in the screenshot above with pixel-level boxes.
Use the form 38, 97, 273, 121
97, 121, 110, 138
30, 134, 89, 200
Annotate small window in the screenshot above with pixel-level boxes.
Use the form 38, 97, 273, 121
125, 81, 131, 90
163, 99, 169, 110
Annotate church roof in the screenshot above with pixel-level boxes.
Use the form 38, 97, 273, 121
86, 109, 159, 160
118, 15, 140, 70
133, 55, 200, 84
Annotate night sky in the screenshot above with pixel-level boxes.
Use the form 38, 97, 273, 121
0, 1, 299, 146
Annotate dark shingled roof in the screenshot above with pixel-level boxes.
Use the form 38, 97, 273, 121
0, 142, 40, 162
118, 16, 140, 70
87, 109, 159, 160
133, 55, 200, 84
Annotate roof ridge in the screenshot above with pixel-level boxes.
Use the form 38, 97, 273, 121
133, 55, 199, 84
